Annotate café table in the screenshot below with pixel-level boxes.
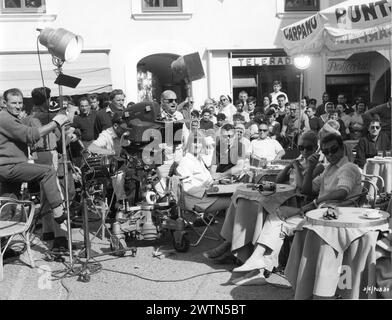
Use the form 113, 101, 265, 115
221, 183, 296, 263
365, 157, 392, 193
285, 207, 390, 299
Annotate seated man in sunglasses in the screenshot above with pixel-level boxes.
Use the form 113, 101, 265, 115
354, 118, 391, 169
231, 133, 362, 275
159, 90, 184, 121
250, 122, 285, 166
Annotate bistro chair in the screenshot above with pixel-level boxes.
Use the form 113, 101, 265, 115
0, 197, 36, 281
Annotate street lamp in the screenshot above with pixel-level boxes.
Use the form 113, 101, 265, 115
293, 55, 311, 136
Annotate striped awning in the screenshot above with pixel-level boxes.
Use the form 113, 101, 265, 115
0, 50, 112, 97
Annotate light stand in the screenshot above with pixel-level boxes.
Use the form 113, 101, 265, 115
37, 27, 103, 282
293, 55, 311, 145
52, 57, 74, 266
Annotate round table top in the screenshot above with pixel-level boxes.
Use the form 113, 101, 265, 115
367, 157, 392, 164
236, 183, 296, 196
306, 207, 390, 228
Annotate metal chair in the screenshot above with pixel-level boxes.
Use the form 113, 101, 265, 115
0, 197, 36, 281
170, 175, 221, 247
317, 178, 379, 209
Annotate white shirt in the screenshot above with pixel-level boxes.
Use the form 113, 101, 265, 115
161, 110, 184, 121
176, 153, 213, 199
250, 137, 284, 162
93, 127, 118, 153
270, 91, 288, 105
220, 104, 237, 124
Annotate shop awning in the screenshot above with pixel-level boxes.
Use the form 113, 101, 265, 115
233, 77, 257, 88
0, 50, 112, 97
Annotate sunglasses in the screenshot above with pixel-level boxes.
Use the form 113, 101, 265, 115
259, 129, 269, 132
164, 99, 177, 103
220, 99, 228, 102
299, 145, 314, 152
290, 109, 297, 112
370, 126, 381, 130
321, 145, 340, 156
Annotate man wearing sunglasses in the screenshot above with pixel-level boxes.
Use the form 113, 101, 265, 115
159, 90, 184, 121
250, 122, 285, 163
354, 118, 391, 169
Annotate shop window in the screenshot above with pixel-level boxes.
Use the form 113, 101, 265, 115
1, 0, 45, 13
285, 0, 319, 12
142, 0, 182, 12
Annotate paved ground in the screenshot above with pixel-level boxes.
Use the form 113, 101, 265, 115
0, 216, 294, 301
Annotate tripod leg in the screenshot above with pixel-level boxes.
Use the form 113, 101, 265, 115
82, 194, 91, 260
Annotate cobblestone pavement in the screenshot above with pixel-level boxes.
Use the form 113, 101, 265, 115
0, 216, 294, 301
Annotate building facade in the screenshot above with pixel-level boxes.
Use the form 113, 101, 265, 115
0, 0, 390, 107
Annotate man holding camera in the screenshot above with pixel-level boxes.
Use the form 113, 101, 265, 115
0, 88, 70, 223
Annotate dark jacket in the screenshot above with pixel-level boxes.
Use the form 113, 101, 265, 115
73, 111, 97, 142
95, 103, 123, 136
354, 133, 391, 169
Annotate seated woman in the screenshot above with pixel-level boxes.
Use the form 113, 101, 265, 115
203, 132, 323, 265
176, 131, 232, 215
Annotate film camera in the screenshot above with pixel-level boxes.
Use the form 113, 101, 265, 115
81, 102, 190, 255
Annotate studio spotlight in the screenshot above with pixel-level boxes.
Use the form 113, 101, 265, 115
37, 28, 83, 62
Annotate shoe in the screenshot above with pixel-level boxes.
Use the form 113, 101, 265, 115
231, 269, 267, 286
3, 248, 21, 260
203, 241, 231, 259
265, 271, 292, 289
42, 232, 55, 241
232, 259, 265, 273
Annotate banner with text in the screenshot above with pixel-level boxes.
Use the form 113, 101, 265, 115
280, 0, 392, 56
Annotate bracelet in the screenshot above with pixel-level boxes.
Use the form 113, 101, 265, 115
313, 199, 318, 207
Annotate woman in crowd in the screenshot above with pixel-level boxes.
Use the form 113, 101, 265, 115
320, 102, 335, 124
262, 95, 271, 114
350, 99, 368, 139
219, 94, 237, 124
329, 110, 348, 139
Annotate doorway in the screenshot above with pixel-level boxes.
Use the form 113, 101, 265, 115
137, 53, 187, 103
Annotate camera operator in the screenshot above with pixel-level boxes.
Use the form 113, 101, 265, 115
88, 113, 128, 156
0, 88, 70, 224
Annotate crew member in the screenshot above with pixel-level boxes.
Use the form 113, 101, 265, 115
0, 88, 70, 224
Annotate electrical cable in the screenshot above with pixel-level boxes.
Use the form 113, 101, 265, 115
100, 268, 229, 283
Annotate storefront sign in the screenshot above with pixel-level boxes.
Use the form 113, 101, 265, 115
232, 56, 293, 67
326, 59, 370, 75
